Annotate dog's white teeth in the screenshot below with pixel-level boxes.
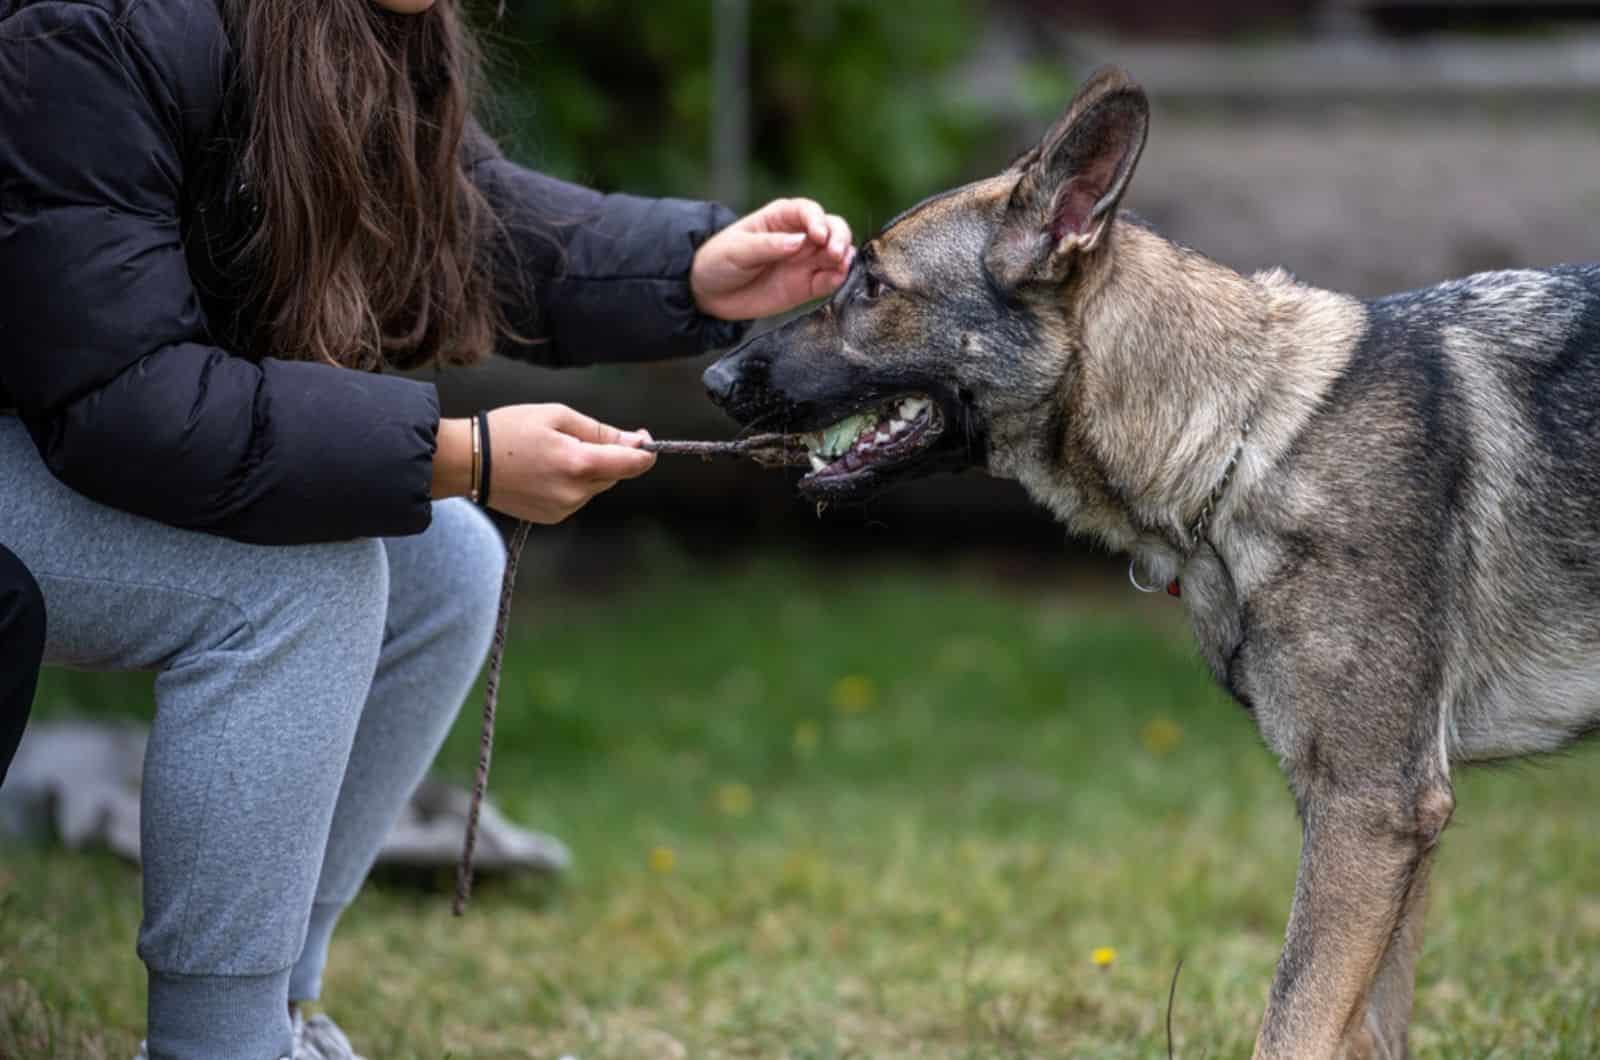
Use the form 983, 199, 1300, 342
898, 399, 916, 419
875, 431, 891, 444
889, 418, 907, 435
809, 454, 827, 473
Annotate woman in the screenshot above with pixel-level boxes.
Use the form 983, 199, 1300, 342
0, 0, 853, 1056
0, 545, 44, 785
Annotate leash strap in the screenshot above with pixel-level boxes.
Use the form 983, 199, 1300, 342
453, 518, 531, 915
453, 433, 801, 911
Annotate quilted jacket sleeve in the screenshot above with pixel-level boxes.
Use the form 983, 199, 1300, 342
466, 128, 750, 367
0, 2, 440, 545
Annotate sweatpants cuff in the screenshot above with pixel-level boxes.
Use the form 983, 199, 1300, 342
147, 968, 293, 1060
287, 901, 344, 1003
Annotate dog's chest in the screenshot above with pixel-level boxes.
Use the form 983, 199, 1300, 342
1172, 549, 1316, 762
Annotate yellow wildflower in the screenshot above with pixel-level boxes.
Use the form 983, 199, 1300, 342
829, 675, 877, 714
1140, 718, 1183, 757
648, 846, 676, 874
1091, 946, 1117, 969
715, 782, 753, 817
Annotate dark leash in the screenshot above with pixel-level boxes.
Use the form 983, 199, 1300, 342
451, 433, 802, 914
453, 518, 531, 915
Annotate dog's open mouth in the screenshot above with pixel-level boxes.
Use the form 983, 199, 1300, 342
797, 394, 945, 489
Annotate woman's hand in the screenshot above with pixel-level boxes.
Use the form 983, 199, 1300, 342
432, 405, 655, 524
690, 198, 854, 321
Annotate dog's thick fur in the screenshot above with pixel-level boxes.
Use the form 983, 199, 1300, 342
704, 67, 1600, 1058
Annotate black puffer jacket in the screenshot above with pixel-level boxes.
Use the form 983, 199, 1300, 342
0, 0, 745, 544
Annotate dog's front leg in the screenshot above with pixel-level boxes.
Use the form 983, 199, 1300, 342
1352, 852, 1436, 1059
1252, 777, 1453, 1060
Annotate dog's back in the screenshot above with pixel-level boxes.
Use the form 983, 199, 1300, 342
1271, 265, 1600, 763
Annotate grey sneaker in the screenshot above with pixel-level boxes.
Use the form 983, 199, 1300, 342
294, 1008, 369, 1060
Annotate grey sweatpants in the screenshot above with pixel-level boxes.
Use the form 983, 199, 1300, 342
0, 417, 506, 1060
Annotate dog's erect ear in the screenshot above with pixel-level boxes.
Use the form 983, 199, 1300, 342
1004, 66, 1131, 176
988, 66, 1149, 288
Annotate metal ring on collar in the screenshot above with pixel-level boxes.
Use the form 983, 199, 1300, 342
1128, 556, 1163, 594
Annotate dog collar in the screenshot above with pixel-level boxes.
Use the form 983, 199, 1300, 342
1130, 419, 1252, 598
1185, 419, 1251, 553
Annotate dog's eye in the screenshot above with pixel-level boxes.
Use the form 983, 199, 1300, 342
862, 273, 889, 301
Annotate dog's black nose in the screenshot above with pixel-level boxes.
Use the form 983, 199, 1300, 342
702, 355, 740, 407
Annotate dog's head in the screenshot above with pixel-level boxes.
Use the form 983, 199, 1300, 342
703, 66, 1149, 501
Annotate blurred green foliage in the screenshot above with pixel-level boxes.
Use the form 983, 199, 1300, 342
478, 0, 1002, 230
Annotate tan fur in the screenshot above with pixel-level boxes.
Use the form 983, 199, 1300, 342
1349, 864, 1434, 1060
1006, 221, 1366, 593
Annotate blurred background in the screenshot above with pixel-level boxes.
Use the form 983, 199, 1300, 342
443, 0, 1600, 565
14, 4, 1600, 1056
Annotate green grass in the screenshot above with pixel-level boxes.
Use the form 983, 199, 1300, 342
4, 558, 1599, 1058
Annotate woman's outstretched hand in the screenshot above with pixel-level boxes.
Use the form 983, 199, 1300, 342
690, 198, 854, 321
432, 405, 655, 524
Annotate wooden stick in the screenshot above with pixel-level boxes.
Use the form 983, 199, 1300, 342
644, 434, 808, 468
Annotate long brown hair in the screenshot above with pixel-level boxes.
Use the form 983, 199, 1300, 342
221, 0, 499, 372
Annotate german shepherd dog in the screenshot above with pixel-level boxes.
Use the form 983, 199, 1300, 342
703, 66, 1600, 1058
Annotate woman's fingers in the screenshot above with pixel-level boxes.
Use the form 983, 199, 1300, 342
767, 240, 850, 299
754, 197, 829, 245
550, 411, 655, 479
573, 441, 656, 482
548, 405, 649, 448
810, 263, 850, 299
689, 200, 855, 318
545, 404, 608, 442
723, 230, 809, 270
484, 404, 658, 524
756, 201, 851, 263
824, 214, 853, 262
